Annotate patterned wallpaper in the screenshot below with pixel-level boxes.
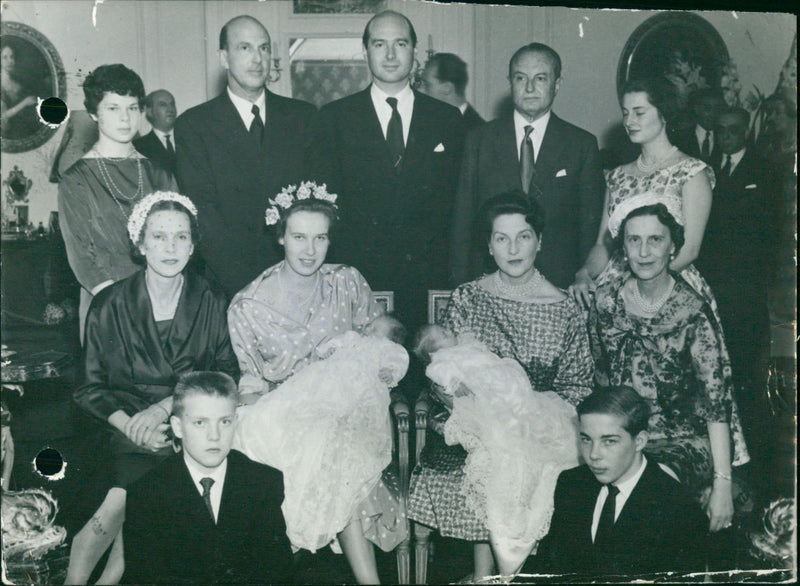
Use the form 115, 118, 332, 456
291, 60, 371, 108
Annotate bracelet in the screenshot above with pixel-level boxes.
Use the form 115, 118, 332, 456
713, 470, 732, 481
155, 404, 170, 419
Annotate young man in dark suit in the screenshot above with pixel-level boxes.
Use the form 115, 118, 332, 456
696, 106, 780, 475
175, 15, 316, 298
449, 42, 605, 288
123, 372, 292, 584
532, 386, 707, 579
311, 10, 465, 329
677, 88, 725, 169
133, 89, 178, 175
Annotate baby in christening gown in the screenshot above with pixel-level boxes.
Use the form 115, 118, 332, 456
234, 315, 409, 552
415, 325, 580, 569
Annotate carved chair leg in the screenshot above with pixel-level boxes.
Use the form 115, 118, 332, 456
413, 521, 433, 584
396, 535, 410, 584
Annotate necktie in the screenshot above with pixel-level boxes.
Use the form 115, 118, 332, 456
701, 131, 711, 158
520, 125, 535, 194
250, 104, 264, 140
200, 477, 215, 522
721, 154, 732, 177
386, 97, 404, 174
164, 134, 175, 156
594, 484, 620, 545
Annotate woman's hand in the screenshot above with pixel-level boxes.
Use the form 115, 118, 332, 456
706, 478, 735, 532
124, 404, 170, 447
140, 424, 171, 452
378, 367, 395, 387
568, 268, 596, 309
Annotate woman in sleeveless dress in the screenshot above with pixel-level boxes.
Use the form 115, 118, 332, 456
58, 64, 176, 341
569, 77, 749, 469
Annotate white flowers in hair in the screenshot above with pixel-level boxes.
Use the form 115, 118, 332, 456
265, 181, 338, 226
127, 191, 198, 243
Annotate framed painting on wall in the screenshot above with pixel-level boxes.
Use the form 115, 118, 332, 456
1, 21, 66, 153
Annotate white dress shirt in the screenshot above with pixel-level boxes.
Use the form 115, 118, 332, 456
152, 127, 174, 150
695, 125, 714, 154
370, 82, 414, 145
591, 455, 648, 542
514, 109, 550, 163
721, 147, 746, 176
184, 453, 228, 523
227, 86, 266, 130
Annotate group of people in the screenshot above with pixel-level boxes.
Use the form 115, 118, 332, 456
52, 8, 792, 585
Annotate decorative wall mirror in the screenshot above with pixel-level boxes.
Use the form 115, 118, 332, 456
289, 37, 370, 108
617, 12, 729, 106
1, 21, 66, 153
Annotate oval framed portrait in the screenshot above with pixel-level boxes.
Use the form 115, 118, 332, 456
1, 21, 66, 153
617, 12, 729, 106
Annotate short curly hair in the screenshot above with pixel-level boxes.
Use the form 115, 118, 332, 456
479, 190, 546, 243
83, 64, 145, 115
617, 203, 685, 255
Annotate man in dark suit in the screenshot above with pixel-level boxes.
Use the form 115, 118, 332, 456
532, 386, 708, 578
133, 90, 178, 175
175, 15, 315, 298
311, 10, 465, 328
124, 372, 292, 584
677, 89, 725, 169
450, 43, 604, 288
420, 52, 484, 131
696, 106, 779, 468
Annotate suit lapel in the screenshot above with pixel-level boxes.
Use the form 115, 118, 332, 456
209, 93, 264, 180
359, 87, 399, 173
494, 117, 521, 190
534, 114, 567, 183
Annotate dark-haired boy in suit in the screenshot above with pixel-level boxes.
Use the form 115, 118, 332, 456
531, 386, 707, 578
123, 371, 292, 584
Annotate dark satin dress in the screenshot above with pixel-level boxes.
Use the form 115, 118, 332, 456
75, 269, 238, 489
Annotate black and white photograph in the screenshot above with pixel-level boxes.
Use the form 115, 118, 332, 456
0, 0, 795, 584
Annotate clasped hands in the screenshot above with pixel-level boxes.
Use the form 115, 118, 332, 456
116, 404, 171, 452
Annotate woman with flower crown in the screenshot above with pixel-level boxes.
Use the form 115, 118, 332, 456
58, 64, 176, 343
65, 192, 238, 584
228, 182, 407, 584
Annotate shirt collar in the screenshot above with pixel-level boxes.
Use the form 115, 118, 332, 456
227, 86, 266, 126
613, 454, 647, 500
370, 82, 414, 107
514, 109, 551, 137
727, 147, 746, 168
184, 451, 228, 488
152, 127, 173, 141
459, 102, 469, 115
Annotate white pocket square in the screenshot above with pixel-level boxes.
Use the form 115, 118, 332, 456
745, 184, 757, 189
433, 143, 445, 152
556, 169, 568, 177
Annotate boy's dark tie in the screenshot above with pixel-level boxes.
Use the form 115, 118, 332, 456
701, 131, 711, 158
520, 125, 535, 194
594, 484, 620, 545
200, 477, 215, 522
721, 154, 731, 177
386, 97, 404, 173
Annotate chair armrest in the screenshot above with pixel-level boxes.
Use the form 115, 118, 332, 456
414, 392, 430, 464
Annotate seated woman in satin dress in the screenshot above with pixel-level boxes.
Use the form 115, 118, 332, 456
66, 192, 238, 584
407, 192, 594, 581
227, 183, 407, 585
589, 202, 749, 534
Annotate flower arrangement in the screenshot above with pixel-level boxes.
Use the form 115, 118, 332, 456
665, 50, 709, 108
264, 181, 338, 226
126, 191, 198, 243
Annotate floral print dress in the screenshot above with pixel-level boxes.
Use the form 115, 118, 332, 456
591, 276, 750, 501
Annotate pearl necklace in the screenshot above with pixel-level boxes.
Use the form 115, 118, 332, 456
631, 276, 674, 315
493, 269, 543, 299
636, 145, 678, 173
277, 268, 321, 308
92, 147, 144, 213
